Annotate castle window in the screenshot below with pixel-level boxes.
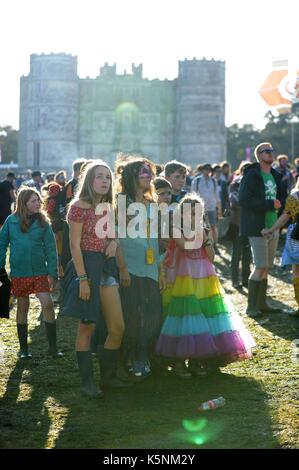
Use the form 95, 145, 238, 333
34, 109, 40, 129
33, 142, 40, 167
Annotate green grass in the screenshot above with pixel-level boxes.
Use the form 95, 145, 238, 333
0, 240, 298, 449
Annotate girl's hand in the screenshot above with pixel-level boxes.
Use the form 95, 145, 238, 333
48, 276, 55, 292
105, 240, 118, 258
159, 272, 167, 292
203, 228, 213, 245
79, 280, 91, 301
120, 266, 131, 288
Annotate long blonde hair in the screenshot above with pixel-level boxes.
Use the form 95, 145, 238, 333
72, 160, 114, 208
14, 188, 49, 232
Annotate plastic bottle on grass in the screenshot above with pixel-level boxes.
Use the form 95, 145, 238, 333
198, 396, 226, 411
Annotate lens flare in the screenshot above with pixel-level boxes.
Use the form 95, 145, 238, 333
169, 416, 224, 447
182, 418, 207, 432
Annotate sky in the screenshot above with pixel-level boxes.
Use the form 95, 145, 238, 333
0, 0, 298, 130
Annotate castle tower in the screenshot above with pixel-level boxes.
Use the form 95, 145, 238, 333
175, 58, 226, 166
18, 53, 79, 170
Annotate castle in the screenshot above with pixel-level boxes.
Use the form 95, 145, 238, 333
18, 53, 226, 170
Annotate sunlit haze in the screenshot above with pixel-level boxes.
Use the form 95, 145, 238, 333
1, 0, 298, 130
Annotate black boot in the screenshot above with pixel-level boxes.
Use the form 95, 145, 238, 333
44, 322, 64, 358
17, 323, 32, 359
98, 347, 132, 388
76, 351, 104, 398
257, 279, 280, 313
246, 280, 262, 318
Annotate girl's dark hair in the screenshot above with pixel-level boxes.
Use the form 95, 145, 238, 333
116, 157, 157, 202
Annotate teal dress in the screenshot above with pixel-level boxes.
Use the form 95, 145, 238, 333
118, 196, 162, 375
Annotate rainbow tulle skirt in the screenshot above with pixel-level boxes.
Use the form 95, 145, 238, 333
155, 247, 256, 365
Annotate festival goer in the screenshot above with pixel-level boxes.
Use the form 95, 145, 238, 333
0, 188, 62, 359
229, 162, 252, 288
61, 160, 129, 398
43, 182, 65, 280
45, 172, 55, 184
0, 172, 16, 228
60, 158, 87, 272
164, 160, 187, 203
213, 163, 229, 215
274, 154, 294, 215
26, 170, 43, 193
155, 193, 256, 375
239, 142, 283, 317
153, 177, 172, 205
116, 158, 162, 377
262, 179, 299, 317
191, 162, 221, 246
55, 170, 67, 188
153, 176, 173, 256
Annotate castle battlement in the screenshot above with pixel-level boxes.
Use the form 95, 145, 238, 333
18, 53, 226, 170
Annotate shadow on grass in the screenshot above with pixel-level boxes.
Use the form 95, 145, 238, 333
1, 317, 279, 449
0, 303, 281, 450
0, 313, 77, 448
55, 369, 279, 449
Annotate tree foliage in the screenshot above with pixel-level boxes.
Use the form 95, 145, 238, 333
0, 126, 18, 164
227, 112, 299, 170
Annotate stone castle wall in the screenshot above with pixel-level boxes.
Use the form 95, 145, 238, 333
18, 54, 226, 170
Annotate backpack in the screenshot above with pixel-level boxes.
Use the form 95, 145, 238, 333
195, 175, 217, 193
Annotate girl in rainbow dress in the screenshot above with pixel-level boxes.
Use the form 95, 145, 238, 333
155, 193, 256, 376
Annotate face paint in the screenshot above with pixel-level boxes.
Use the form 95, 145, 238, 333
138, 164, 153, 179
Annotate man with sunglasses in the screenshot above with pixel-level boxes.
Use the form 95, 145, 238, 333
239, 142, 283, 317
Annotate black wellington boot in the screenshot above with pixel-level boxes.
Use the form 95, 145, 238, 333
76, 351, 104, 398
44, 322, 64, 358
257, 279, 280, 313
246, 280, 262, 318
17, 323, 32, 359
98, 347, 132, 388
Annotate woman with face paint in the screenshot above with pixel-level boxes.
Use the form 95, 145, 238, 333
116, 158, 162, 378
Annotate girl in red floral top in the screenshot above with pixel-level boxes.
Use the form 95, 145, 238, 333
61, 160, 130, 398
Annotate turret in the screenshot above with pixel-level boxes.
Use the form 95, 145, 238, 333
175, 57, 226, 165
18, 53, 79, 170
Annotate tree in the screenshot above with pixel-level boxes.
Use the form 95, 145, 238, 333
226, 112, 299, 170
0, 126, 18, 164
260, 112, 299, 159
226, 123, 260, 169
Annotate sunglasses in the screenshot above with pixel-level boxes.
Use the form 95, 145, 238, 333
259, 148, 274, 154
157, 190, 172, 196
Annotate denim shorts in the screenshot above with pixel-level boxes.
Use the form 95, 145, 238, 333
100, 274, 119, 287
206, 210, 217, 226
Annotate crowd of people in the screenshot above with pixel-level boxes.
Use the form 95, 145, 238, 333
0, 143, 298, 398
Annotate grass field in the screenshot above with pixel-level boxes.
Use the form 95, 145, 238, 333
0, 240, 298, 449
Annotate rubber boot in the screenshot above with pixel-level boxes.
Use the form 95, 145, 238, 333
289, 278, 299, 317
98, 347, 132, 388
76, 351, 104, 398
246, 280, 262, 318
257, 279, 280, 313
44, 322, 64, 358
17, 323, 32, 359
